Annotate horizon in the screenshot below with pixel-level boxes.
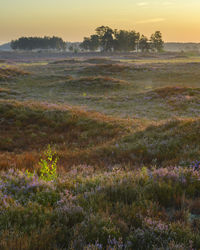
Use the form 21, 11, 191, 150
1, 0, 200, 45
1, 40, 200, 46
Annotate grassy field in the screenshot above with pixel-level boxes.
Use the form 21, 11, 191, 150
0, 51, 200, 249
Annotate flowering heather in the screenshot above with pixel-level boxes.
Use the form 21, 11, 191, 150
0, 169, 58, 205
151, 166, 200, 183
144, 217, 169, 232
191, 160, 200, 171
0, 166, 200, 249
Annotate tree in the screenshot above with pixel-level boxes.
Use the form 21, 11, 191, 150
150, 31, 164, 52
114, 30, 130, 51
80, 35, 100, 51
89, 35, 100, 51
10, 36, 66, 51
80, 37, 91, 51
11, 40, 17, 50
113, 30, 140, 52
79, 26, 165, 53
95, 26, 114, 52
128, 31, 140, 51
139, 35, 150, 52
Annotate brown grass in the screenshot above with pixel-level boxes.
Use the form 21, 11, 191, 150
0, 88, 18, 96
0, 67, 30, 81
84, 58, 119, 64
0, 100, 132, 170
65, 76, 129, 89
0, 88, 10, 93
50, 59, 81, 64
153, 86, 200, 98
81, 64, 131, 75
146, 86, 200, 109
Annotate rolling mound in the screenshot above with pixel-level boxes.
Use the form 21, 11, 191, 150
0, 67, 29, 81
83, 58, 119, 64
111, 118, 200, 166
0, 100, 128, 169
50, 59, 81, 64
153, 86, 200, 99
2, 101, 199, 169
58, 117, 200, 167
65, 76, 129, 90
0, 88, 11, 94
50, 58, 119, 65
80, 64, 131, 75
0, 88, 18, 98
146, 86, 200, 109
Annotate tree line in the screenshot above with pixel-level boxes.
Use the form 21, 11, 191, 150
11, 36, 66, 50
10, 27, 164, 52
80, 26, 164, 52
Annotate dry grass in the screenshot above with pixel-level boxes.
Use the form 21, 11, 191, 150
0, 100, 131, 170
1, 54, 200, 170
153, 86, 200, 99
50, 59, 81, 64
0, 87, 18, 96
53, 116, 200, 168
0, 67, 30, 81
113, 117, 200, 166
83, 58, 119, 64
81, 64, 131, 75
3, 98, 199, 169
65, 76, 129, 90
145, 86, 200, 110
0, 87, 11, 94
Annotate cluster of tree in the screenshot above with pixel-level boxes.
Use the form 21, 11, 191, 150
80, 26, 164, 52
11, 36, 66, 50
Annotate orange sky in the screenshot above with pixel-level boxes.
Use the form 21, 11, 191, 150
1, 0, 200, 44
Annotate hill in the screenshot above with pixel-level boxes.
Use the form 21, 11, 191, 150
1, 53, 200, 249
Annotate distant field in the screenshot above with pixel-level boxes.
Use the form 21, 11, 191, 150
1, 51, 200, 249
1, 51, 200, 168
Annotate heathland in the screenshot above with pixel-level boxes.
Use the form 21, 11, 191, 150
0, 51, 200, 249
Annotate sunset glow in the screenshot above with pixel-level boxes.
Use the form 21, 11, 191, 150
1, 0, 200, 43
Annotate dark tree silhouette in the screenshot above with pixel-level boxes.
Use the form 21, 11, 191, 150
11, 36, 66, 51
80, 35, 99, 51
139, 35, 150, 52
95, 26, 114, 52
80, 37, 91, 51
150, 31, 164, 52
113, 30, 140, 51
80, 27, 164, 53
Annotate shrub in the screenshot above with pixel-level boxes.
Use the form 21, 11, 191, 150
39, 145, 58, 181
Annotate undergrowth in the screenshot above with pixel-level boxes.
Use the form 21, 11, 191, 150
0, 165, 200, 249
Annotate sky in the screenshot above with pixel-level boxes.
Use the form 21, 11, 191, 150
1, 0, 200, 44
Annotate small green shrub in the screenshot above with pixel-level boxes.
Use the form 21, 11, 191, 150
39, 145, 58, 181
